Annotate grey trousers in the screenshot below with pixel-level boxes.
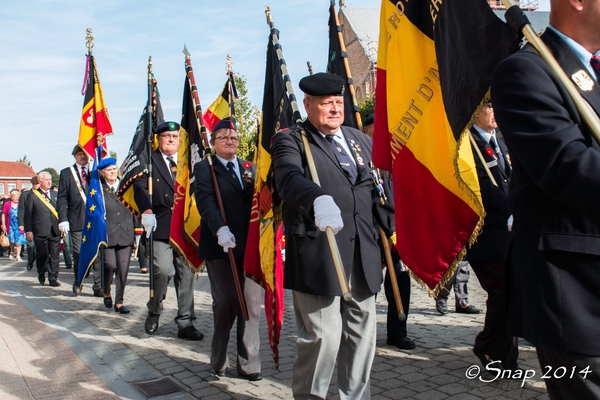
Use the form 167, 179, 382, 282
103, 245, 132, 305
72, 230, 102, 290
147, 240, 195, 328
291, 251, 377, 400
206, 258, 261, 374
437, 260, 470, 307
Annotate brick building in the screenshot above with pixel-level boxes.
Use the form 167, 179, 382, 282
0, 161, 36, 198
337, 3, 549, 101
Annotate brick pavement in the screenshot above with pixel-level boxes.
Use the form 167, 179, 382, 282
0, 255, 550, 399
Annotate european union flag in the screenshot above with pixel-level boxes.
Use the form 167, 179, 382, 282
76, 146, 108, 287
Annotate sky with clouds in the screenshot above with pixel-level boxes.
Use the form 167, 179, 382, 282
0, 0, 549, 174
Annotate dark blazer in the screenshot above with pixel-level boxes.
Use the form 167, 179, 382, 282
271, 120, 384, 296
466, 128, 511, 262
194, 157, 255, 259
18, 189, 33, 227
24, 189, 59, 237
133, 151, 174, 241
491, 28, 600, 356
57, 164, 89, 230
103, 183, 134, 248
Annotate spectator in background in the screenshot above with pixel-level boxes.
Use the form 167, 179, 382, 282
19, 176, 40, 269
2, 189, 26, 261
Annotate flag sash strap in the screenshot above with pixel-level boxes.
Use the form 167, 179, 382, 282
32, 190, 58, 219
69, 166, 87, 204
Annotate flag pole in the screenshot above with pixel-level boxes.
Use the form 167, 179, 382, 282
380, 227, 406, 321
502, 0, 600, 143
331, 1, 363, 131
146, 56, 155, 299
183, 45, 249, 321
226, 55, 236, 123
266, 6, 352, 301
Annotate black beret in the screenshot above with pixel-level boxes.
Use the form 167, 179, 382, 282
72, 144, 84, 155
299, 72, 345, 96
155, 121, 180, 134
213, 117, 237, 133
364, 113, 374, 126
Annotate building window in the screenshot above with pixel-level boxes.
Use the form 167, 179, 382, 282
0, 183, 4, 195
21, 183, 32, 190
8, 183, 16, 192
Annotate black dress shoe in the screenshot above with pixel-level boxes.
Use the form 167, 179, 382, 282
38, 273, 46, 285
49, 281, 61, 287
144, 313, 160, 335
239, 372, 262, 381
140, 268, 148, 274
210, 368, 226, 377
72, 283, 82, 295
103, 296, 113, 308
65, 265, 73, 269
177, 325, 204, 341
114, 305, 130, 314
456, 304, 481, 314
93, 288, 104, 298
387, 336, 416, 350
435, 300, 447, 315
26, 264, 33, 271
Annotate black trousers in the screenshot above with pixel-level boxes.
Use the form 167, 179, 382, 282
103, 245, 132, 305
470, 259, 518, 369
384, 264, 411, 338
537, 346, 600, 400
34, 234, 60, 282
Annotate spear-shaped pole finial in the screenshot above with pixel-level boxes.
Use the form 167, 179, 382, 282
85, 28, 94, 54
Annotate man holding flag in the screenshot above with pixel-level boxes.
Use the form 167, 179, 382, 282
133, 121, 203, 341
492, 0, 600, 396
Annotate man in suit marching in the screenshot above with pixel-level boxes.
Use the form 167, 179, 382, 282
57, 144, 103, 296
24, 171, 61, 287
272, 73, 389, 399
492, 0, 600, 397
194, 118, 262, 380
466, 103, 518, 371
134, 121, 203, 340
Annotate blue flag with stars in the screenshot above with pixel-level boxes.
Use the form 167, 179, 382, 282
76, 146, 107, 287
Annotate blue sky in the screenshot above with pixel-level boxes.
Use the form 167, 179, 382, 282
0, 0, 549, 174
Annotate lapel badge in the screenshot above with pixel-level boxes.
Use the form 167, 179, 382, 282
571, 70, 594, 92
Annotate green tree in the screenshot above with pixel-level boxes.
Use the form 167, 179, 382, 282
358, 92, 375, 122
109, 150, 118, 159
17, 155, 32, 167
40, 167, 59, 188
233, 74, 258, 162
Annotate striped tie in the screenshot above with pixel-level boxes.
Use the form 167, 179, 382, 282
591, 55, 600, 81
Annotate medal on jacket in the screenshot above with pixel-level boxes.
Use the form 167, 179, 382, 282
369, 162, 388, 204
571, 70, 594, 92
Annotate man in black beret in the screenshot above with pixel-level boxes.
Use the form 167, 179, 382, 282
133, 120, 203, 340
271, 72, 391, 398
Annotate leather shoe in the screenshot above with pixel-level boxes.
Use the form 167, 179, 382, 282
114, 305, 130, 314
456, 304, 481, 314
26, 264, 33, 271
65, 265, 73, 269
239, 372, 262, 381
103, 296, 113, 308
387, 336, 416, 350
211, 368, 226, 378
49, 280, 61, 287
38, 273, 45, 285
93, 288, 104, 298
177, 325, 204, 341
144, 313, 160, 335
435, 300, 447, 315
72, 283, 82, 295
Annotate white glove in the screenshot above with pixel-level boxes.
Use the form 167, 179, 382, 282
507, 215, 513, 232
216, 226, 236, 252
58, 221, 70, 234
313, 195, 343, 234
141, 213, 157, 238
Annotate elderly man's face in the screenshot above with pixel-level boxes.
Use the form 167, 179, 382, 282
100, 165, 118, 183
474, 103, 497, 133
38, 175, 52, 191
157, 130, 180, 156
74, 150, 89, 166
211, 128, 239, 161
304, 95, 344, 135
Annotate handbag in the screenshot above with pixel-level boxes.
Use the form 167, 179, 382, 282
0, 232, 9, 247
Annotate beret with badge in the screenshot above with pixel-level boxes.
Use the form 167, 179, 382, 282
97, 158, 117, 170
154, 121, 180, 134
299, 72, 345, 96
212, 116, 237, 133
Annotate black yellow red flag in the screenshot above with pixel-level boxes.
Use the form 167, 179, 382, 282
373, 0, 519, 295
203, 72, 238, 132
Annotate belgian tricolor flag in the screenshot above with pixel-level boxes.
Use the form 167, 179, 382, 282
78, 55, 113, 159
203, 72, 238, 132
373, 0, 519, 294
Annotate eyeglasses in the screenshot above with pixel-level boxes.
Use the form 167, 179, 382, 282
214, 136, 239, 142
485, 103, 493, 109
159, 134, 179, 140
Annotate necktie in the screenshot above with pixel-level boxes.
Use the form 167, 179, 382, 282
489, 136, 506, 171
227, 161, 242, 189
81, 166, 87, 190
591, 55, 600, 81
44, 191, 50, 199
166, 156, 177, 182
325, 135, 358, 183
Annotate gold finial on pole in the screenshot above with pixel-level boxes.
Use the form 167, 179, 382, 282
265, 6, 273, 26
148, 56, 153, 73
85, 28, 94, 54
226, 54, 233, 73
